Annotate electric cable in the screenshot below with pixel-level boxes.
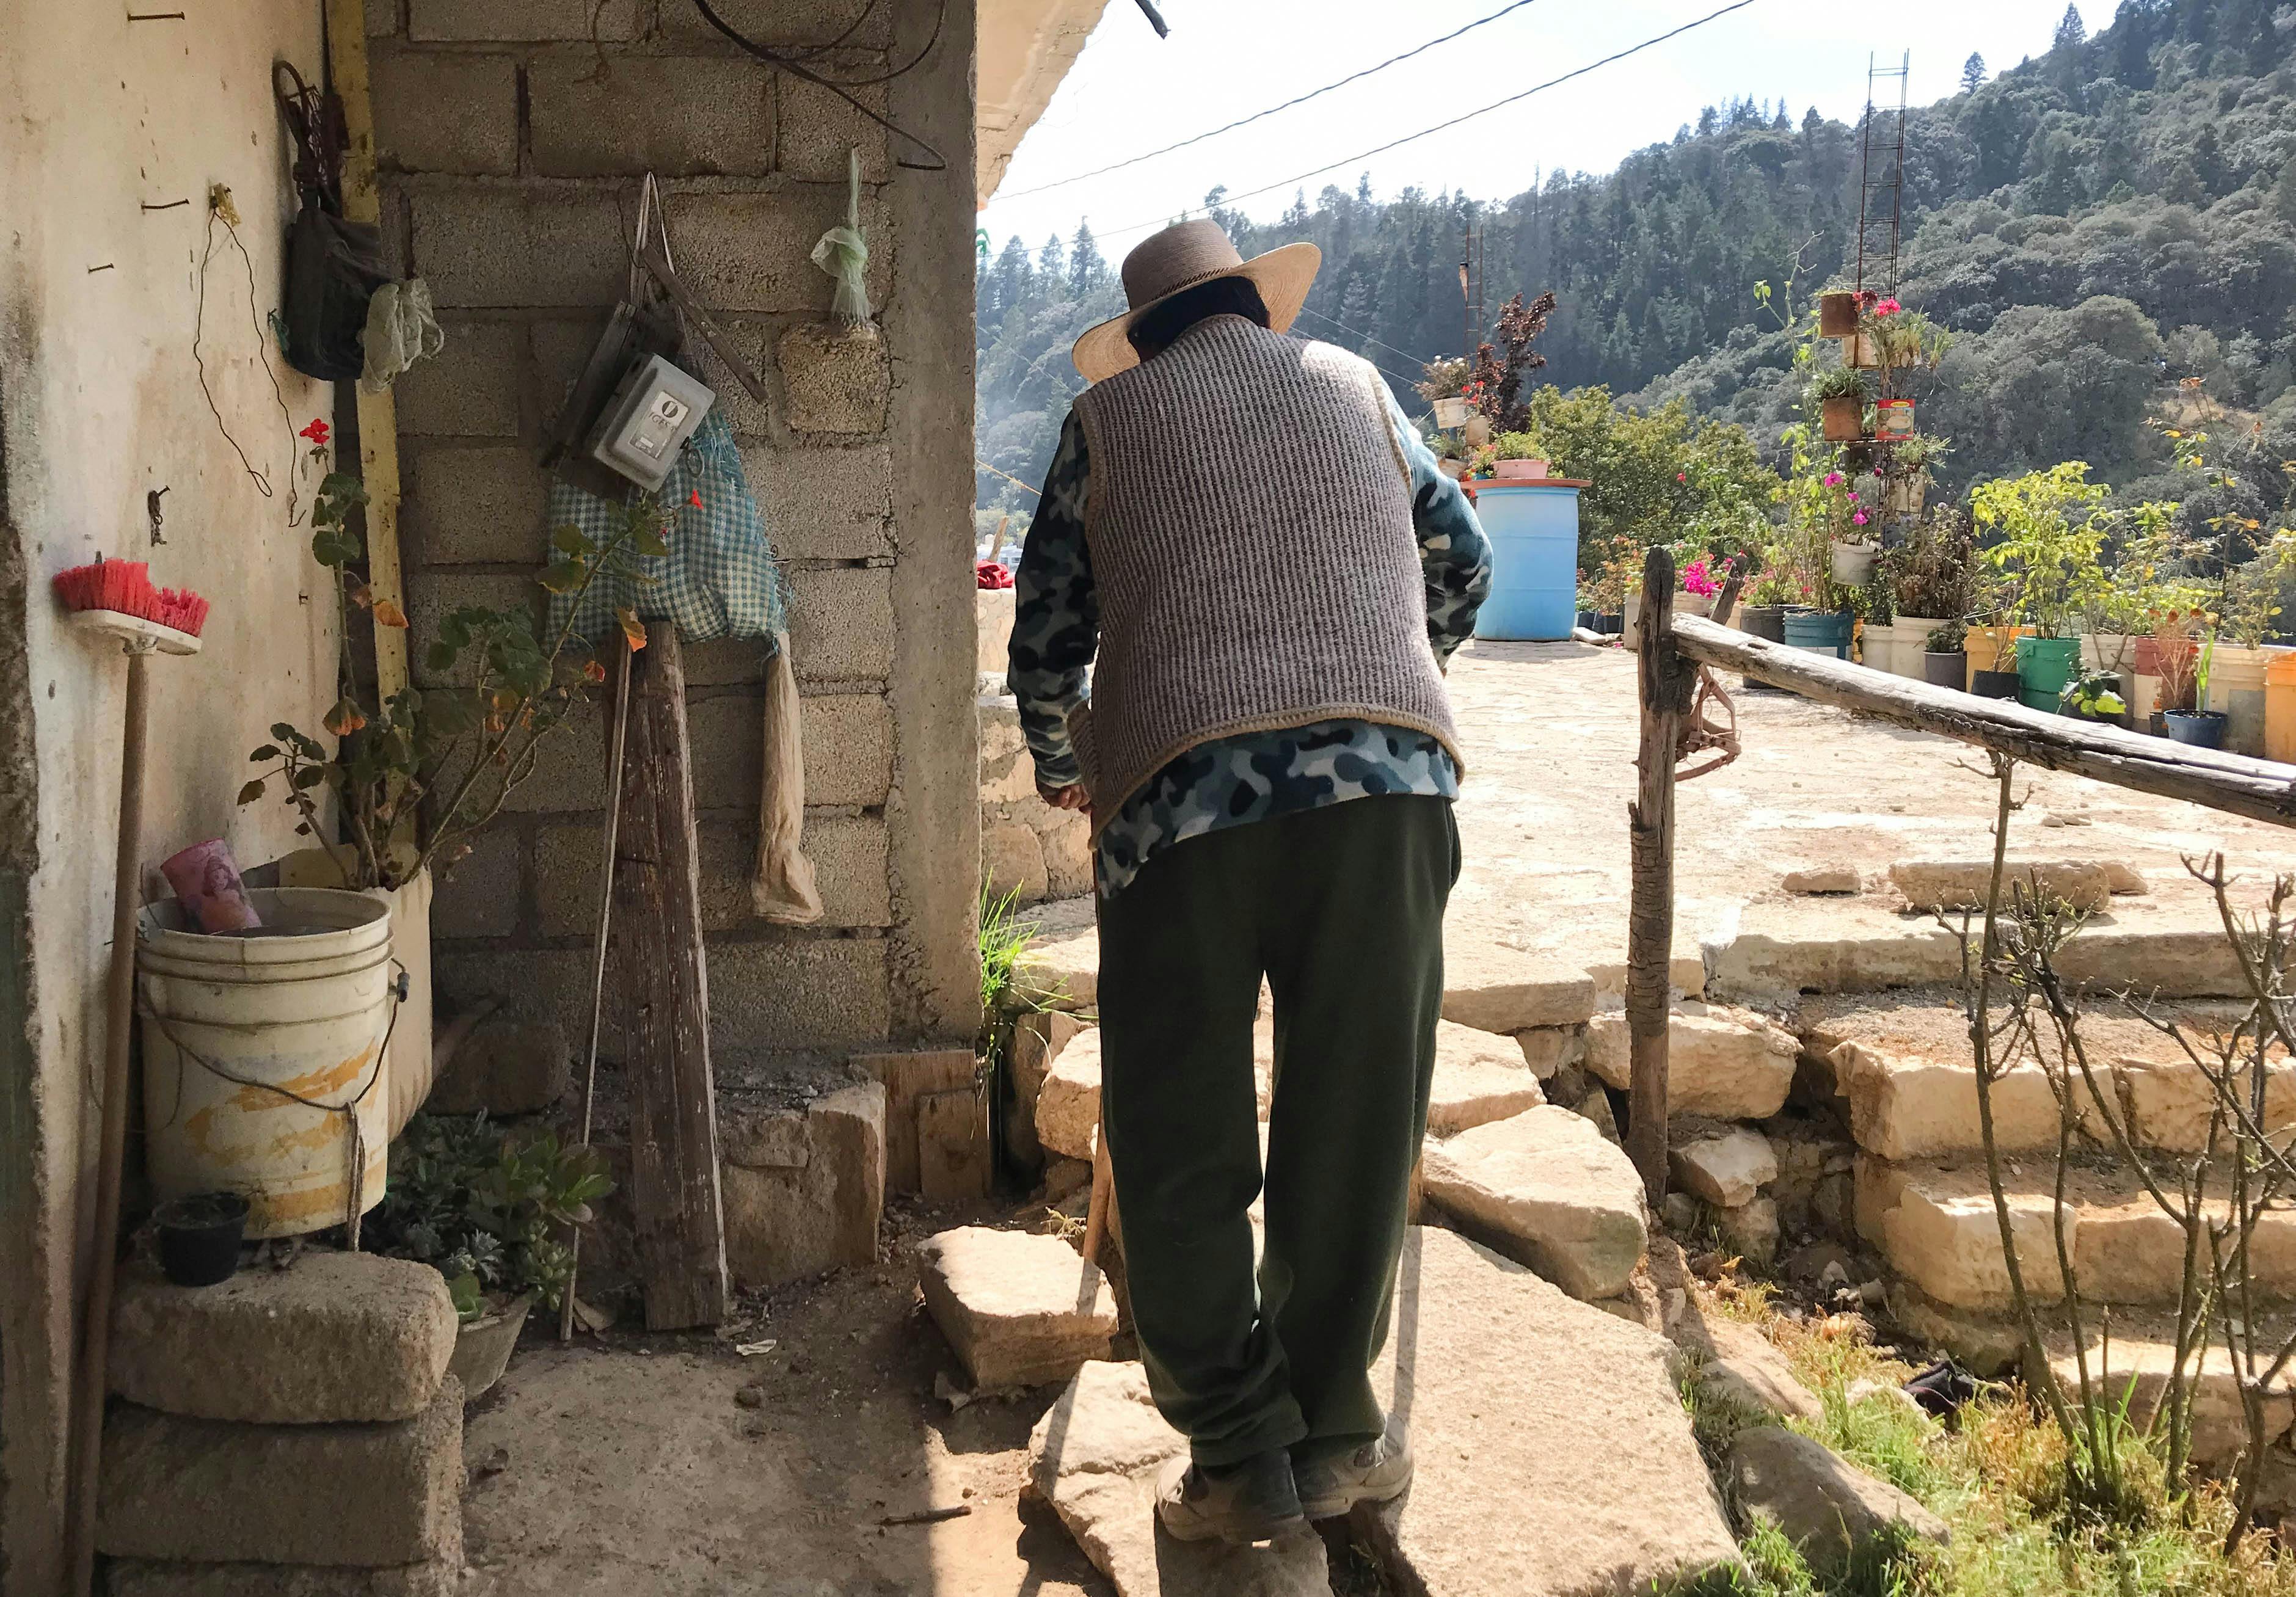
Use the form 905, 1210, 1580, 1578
994, 0, 1544, 202
687, 0, 949, 170
1088, 1, 1760, 243
1292, 304, 1438, 371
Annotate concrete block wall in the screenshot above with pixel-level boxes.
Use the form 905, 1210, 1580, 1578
374, 0, 981, 1069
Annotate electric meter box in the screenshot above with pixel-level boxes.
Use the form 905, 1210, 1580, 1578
586, 355, 716, 490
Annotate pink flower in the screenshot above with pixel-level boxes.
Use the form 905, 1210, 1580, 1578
1846, 490, 1859, 502
1853, 511, 1868, 525
1874, 298, 1902, 316
1823, 471, 1843, 487
1676, 472, 1686, 482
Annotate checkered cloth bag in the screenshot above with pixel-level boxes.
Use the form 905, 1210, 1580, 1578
545, 406, 790, 646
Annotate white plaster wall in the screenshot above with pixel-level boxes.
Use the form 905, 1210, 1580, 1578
0, 4, 333, 1582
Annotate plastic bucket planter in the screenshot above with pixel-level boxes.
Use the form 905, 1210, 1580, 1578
2268, 650, 2296, 765
1923, 652, 1966, 689
2167, 710, 2228, 749
1739, 605, 1787, 644
2016, 636, 2083, 712
139, 887, 396, 1239
1470, 481, 1581, 642
1964, 624, 2032, 692
1782, 609, 1854, 660
2208, 644, 2271, 757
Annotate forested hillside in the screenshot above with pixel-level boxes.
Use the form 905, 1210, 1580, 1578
976, 0, 2296, 525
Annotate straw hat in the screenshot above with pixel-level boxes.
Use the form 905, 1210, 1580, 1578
1071, 220, 1321, 382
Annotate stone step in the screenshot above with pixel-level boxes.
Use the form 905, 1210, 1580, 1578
917, 1226, 1117, 1390
1419, 1105, 1647, 1301
2043, 1334, 2296, 1471
1035, 1020, 1545, 1163
1856, 1154, 2296, 1311
1802, 990, 2288, 1160
1708, 897, 2251, 1005
1352, 1228, 1742, 1596
1583, 1003, 1798, 1121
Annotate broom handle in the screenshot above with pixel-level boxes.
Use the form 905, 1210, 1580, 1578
561, 635, 634, 1342
67, 642, 151, 1596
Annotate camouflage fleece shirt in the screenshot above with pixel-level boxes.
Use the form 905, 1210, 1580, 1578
1008, 379, 1492, 899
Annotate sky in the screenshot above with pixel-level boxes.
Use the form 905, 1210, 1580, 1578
977, 0, 2114, 256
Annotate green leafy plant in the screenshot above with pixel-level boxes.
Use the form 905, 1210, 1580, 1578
1888, 514, 1977, 619
1925, 620, 1966, 653
365, 1113, 613, 1319
240, 426, 672, 890
1973, 462, 2112, 639
2059, 668, 2129, 721
1804, 363, 1869, 404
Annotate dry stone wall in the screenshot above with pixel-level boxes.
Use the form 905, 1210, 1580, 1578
371, 0, 980, 1065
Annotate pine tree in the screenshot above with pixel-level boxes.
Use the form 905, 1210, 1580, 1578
1068, 222, 1106, 296
1961, 51, 1987, 92
1037, 234, 1067, 295
2055, 4, 2088, 51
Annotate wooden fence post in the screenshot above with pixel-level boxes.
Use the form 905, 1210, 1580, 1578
1627, 547, 1692, 1201
616, 627, 730, 1329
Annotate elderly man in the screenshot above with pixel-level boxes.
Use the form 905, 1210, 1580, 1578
1008, 220, 1491, 1543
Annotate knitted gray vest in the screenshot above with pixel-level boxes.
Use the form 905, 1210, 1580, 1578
1067, 315, 1463, 829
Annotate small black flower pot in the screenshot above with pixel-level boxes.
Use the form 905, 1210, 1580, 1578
1922, 651, 1966, 689
1596, 612, 1624, 636
154, 1192, 249, 1287
1970, 669, 2022, 701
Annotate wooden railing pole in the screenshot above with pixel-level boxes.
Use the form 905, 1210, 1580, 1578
1627, 548, 1691, 1201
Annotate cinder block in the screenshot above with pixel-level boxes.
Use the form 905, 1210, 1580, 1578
529, 56, 772, 177
680, 638, 776, 687
684, 692, 764, 809
527, 315, 613, 434
776, 75, 892, 182
97, 1381, 463, 1566
425, 1019, 570, 1116
720, 1080, 885, 1288
412, 191, 625, 309
777, 323, 890, 435
707, 936, 890, 1052
535, 812, 887, 935
370, 49, 517, 175
786, 566, 894, 682
108, 1255, 454, 1425
393, 319, 522, 437
428, 945, 595, 1029
800, 691, 893, 806
663, 189, 893, 313
409, 0, 637, 41
403, 446, 546, 566
404, 572, 537, 689
367, 0, 403, 37
657, 0, 892, 47
495, 695, 606, 811
429, 823, 520, 938
737, 443, 892, 560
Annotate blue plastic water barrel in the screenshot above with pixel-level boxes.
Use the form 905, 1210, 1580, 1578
1470, 479, 1584, 642
1782, 608, 1854, 660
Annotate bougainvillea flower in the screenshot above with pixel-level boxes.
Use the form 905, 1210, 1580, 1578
1874, 298, 1902, 316
1853, 511, 1868, 525
1823, 471, 1843, 486
300, 418, 330, 447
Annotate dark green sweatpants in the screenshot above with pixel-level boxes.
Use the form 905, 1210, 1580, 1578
1096, 793, 1458, 1468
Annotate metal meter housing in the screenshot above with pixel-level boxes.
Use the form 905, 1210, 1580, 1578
586, 354, 716, 490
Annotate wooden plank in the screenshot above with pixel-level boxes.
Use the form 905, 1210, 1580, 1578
1669, 614, 2296, 829
1627, 547, 1690, 1201
614, 628, 729, 1329
850, 1048, 976, 1193
324, 0, 409, 700
917, 1088, 991, 1203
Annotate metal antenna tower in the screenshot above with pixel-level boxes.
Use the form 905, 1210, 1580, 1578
1853, 51, 1909, 299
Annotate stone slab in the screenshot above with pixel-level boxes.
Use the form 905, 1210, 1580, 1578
1890, 858, 2114, 914
2047, 1340, 2296, 1470
849, 1047, 975, 1193
1036, 1025, 1104, 1163
1727, 1426, 1948, 1577
1419, 1106, 1647, 1300
1426, 1021, 1546, 1136
1027, 1361, 1328, 1595
109, 1253, 455, 1425
1010, 1009, 1087, 1113
1438, 944, 1597, 1033
1782, 866, 1860, 895
918, 1088, 992, 1204
1693, 1319, 1823, 1424
917, 1226, 1117, 1389
719, 1080, 885, 1290
97, 1382, 463, 1566
1354, 1228, 1741, 1596
1584, 1005, 1797, 1119
1016, 918, 1099, 1012
1669, 1127, 1778, 1208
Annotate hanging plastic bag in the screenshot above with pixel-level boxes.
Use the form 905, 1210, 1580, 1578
750, 632, 823, 925
809, 148, 872, 327
359, 279, 445, 393
275, 62, 392, 383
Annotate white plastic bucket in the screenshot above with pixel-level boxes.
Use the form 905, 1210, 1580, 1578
139, 888, 396, 1239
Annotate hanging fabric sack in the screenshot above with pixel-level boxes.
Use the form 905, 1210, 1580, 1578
274, 62, 391, 384
750, 633, 823, 925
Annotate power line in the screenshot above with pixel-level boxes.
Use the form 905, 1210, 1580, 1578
992, 0, 1544, 203
1292, 304, 1434, 371
1091, 0, 1760, 244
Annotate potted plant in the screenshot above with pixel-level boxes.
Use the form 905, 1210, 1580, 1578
1968, 613, 2024, 699
2203, 536, 2296, 755
2059, 668, 2130, 725
1807, 365, 1868, 444
366, 1113, 614, 1399
1490, 431, 1550, 481
1677, 553, 1722, 619
1737, 566, 1798, 643
1818, 289, 1859, 338
1885, 435, 1945, 515
1922, 620, 1967, 689
153, 1192, 251, 1287
1974, 464, 2110, 712
2166, 629, 2227, 748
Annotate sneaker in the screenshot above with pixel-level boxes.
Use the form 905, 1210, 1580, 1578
1293, 1433, 1413, 1520
1154, 1449, 1308, 1544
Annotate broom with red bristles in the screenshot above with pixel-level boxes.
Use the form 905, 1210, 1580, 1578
53, 553, 208, 1597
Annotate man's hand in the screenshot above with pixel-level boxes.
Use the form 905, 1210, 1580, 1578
1038, 781, 1092, 815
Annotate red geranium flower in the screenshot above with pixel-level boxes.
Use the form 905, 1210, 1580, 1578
299, 418, 330, 447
